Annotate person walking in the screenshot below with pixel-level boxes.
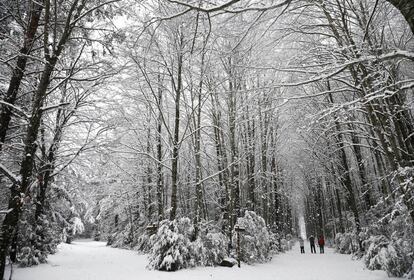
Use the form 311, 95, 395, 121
309, 235, 316, 253
299, 237, 305, 254
318, 235, 325, 254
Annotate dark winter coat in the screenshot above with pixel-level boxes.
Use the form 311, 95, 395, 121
309, 236, 315, 244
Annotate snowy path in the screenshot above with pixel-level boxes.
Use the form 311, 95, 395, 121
8, 240, 399, 280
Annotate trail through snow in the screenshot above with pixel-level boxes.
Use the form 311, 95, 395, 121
7, 240, 400, 280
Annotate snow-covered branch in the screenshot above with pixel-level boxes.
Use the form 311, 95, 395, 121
0, 163, 20, 185
0, 100, 29, 118
0, 209, 13, 215
40, 102, 71, 112
166, 0, 242, 13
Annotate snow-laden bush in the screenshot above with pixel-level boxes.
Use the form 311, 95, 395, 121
361, 190, 414, 277
193, 230, 228, 266
365, 234, 413, 277
18, 246, 43, 267
365, 235, 390, 270
278, 233, 294, 252
334, 232, 360, 254
269, 232, 281, 253
70, 217, 85, 235
134, 233, 152, 253
147, 218, 195, 271
63, 216, 85, 244
147, 218, 229, 271
17, 213, 60, 267
107, 222, 136, 248
279, 238, 292, 252
233, 211, 273, 264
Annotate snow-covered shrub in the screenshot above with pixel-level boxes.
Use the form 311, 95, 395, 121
233, 211, 273, 264
193, 231, 228, 266
365, 234, 413, 277
147, 218, 229, 271
63, 216, 85, 244
147, 218, 195, 271
18, 247, 42, 267
9, 168, 102, 268
334, 232, 360, 254
279, 238, 289, 252
17, 213, 60, 267
108, 222, 136, 248
360, 188, 414, 277
269, 232, 281, 253
279, 234, 294, 252
334, 233, 350, 254
93, 230, 101, 241
134, 234, 152, 253
70, 217, 85, 235
365, 235, 390, 270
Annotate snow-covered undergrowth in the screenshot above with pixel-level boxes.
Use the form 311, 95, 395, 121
145, 211, 283, 271
147, 217, 227, 271
334, 232, 360, 255
15, 192, 86, 267
365, 235, 412, 277
233, 211, 278, 263
335, 212, 413, 277
334, 172, 414, 278
363, 201, 413, 278
17, 213, 60, 266
2, 175, 91, 269
147, 218, 193, 271
107, 222, 137, 249
192, 228, 228, 266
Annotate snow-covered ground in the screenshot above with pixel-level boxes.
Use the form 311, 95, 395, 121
6, 240, 400, 280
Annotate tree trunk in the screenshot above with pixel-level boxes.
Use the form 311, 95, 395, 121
210, 88, 230, 234
0, 1, 43, 150
0, 190, 20, 280
245, 108, 256, 212
349, 129, 373, 209
169, 53, 183, 221
228, 78, 240, 228
145, 107, 154, 221
156, 74, 164, 222
193, 53, 204, 237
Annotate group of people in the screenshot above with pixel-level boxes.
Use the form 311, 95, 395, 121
298, 235, 325, 254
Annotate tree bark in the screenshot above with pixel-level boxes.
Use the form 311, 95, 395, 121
169, 52, 183, 221
228, 77, 240, 228
193, 53, 204, 237
210, 88, 230, 234
0, 1, 43, 150
349, 129, 373, 209
156, 74, 164, 222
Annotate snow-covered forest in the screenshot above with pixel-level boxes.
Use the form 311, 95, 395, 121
0, 0, 413, 279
